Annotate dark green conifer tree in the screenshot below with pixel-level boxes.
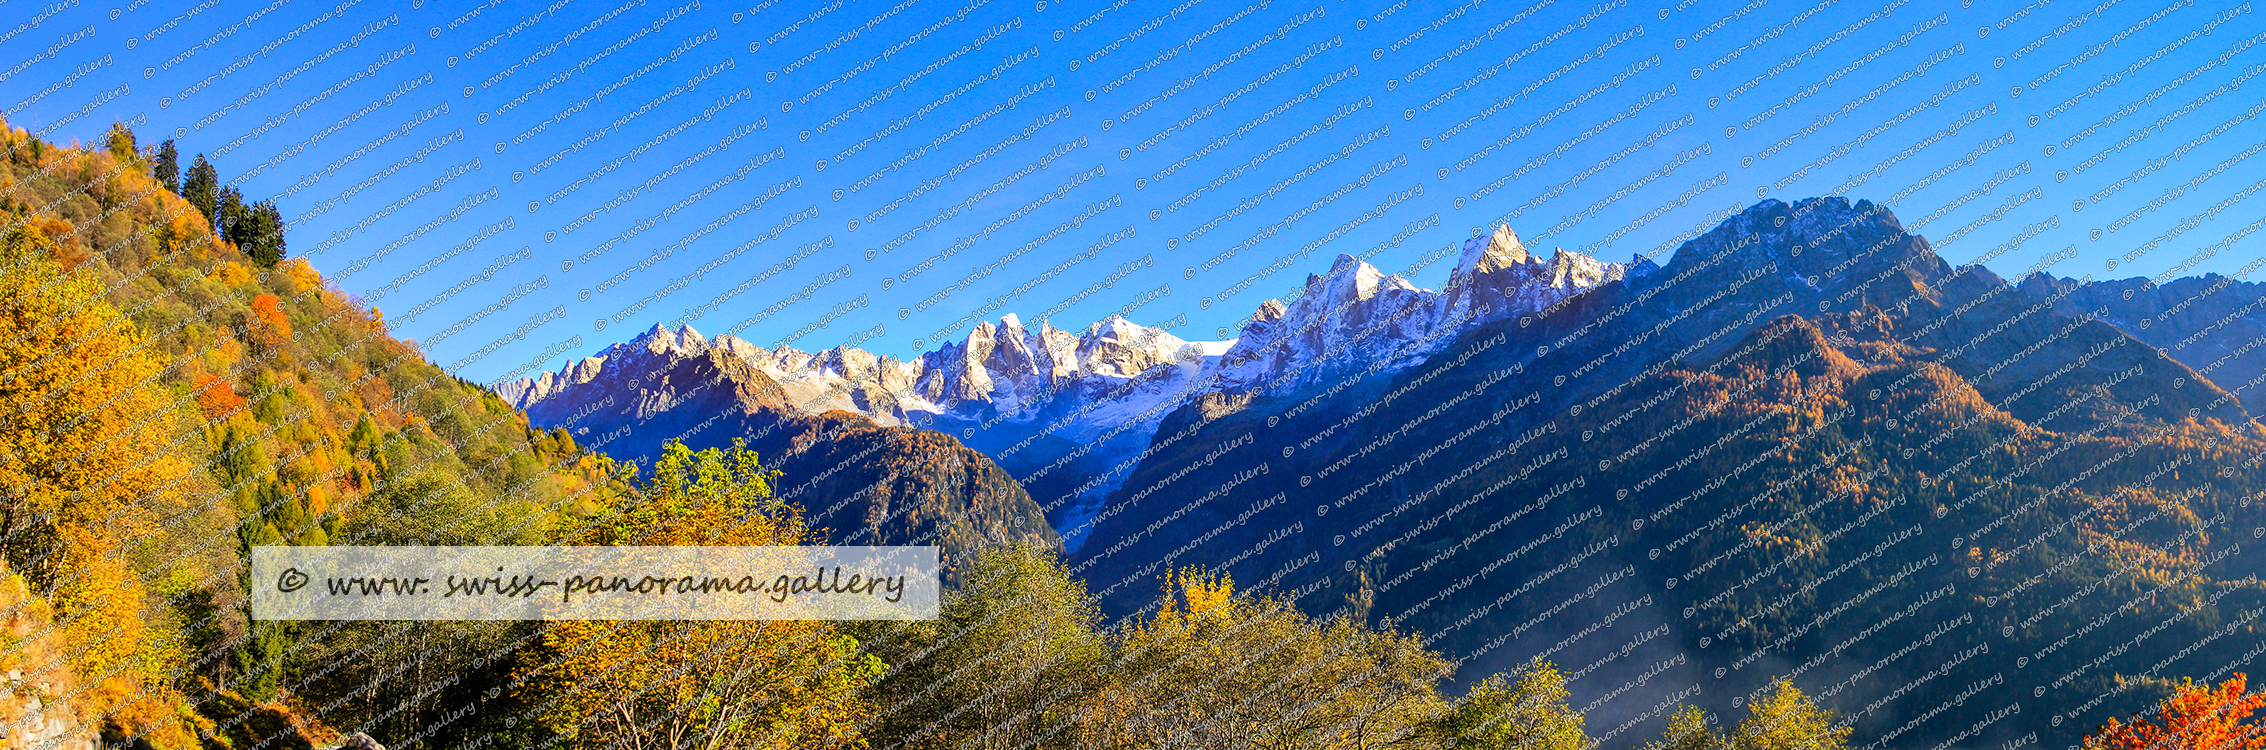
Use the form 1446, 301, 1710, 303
152, 140, 178, 192
182, 154, 219, 224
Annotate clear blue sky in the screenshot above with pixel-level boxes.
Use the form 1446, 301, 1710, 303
6, 0, 2263, 385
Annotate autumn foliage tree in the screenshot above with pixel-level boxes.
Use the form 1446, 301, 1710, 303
2086, 674, 2266, 750
1730, 680, 1851, 750
1419, 660, 1589, 750
0, 118, 611, 748
0, 225, 203, 746
521, 439, 880, 750
1646, 705, 1729, 750
1080, 567, 1452, 750
247, 292, 292, 355
855, 544, 1107, 750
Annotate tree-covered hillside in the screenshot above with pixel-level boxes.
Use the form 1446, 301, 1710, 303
0, 118, 609, 747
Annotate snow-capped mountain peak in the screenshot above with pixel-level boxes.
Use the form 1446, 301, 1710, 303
617, 322, 710, 363
1466, 224, 1533, 273
1077, 315, 1187, 378
1216, 254, 1444, 395
505, 223, 1631, 420
498, 220, 1631, 549
1438, 225, 1627, 325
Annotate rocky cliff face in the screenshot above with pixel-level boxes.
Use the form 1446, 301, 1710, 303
1439, 224, 1632, 326
0, 577, 96, 750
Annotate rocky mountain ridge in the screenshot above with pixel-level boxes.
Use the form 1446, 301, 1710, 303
512, 343, 1057, 567
500, 227, 1635, 546
2016, 269, 2266, 413
500, 225, 1630, 420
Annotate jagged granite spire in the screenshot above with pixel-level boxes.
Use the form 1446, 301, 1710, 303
1440, 225, 1626, 325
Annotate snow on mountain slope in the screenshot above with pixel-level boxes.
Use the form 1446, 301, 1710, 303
500, 229, 1627, 545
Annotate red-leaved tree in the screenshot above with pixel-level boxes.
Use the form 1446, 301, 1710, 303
2087, 674, 2266, 750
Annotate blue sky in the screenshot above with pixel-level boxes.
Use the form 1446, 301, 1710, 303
6, 0, 2264, 385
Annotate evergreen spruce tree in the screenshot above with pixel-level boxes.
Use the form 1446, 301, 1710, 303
244, 200, 285, 267
152, 139, 178, 192
181, 154, 218, 223
216, 184, 247, 241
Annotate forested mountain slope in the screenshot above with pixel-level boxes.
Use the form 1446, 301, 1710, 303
0, 117, 627, 747
1071, 197, 2266, 750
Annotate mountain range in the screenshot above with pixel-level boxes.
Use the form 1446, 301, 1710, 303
504, 196, 2266, 750
500, 225, 1641, 547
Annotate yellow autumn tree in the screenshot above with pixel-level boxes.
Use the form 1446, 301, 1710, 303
0, 225, 202, 746
1420, 661, 1590, 750
521, 439, 881, 750
1731, 680, 1851, 750
852, 544, 1107, 750
1085, 567, 1450, 750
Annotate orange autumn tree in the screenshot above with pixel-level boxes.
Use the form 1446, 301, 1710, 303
0, 225, 205, 746
247, 292, 292, 354
2086, 674, 2266, 750
520, 439, 881, 750
190, 371, 247, 421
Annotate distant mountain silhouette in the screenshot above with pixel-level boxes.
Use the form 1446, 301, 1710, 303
2019, 271, 2266, 414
